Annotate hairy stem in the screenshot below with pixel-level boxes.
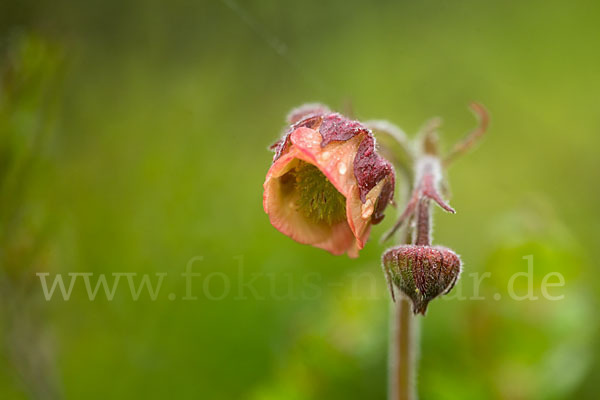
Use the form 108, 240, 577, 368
443, 102, 489, 167
388, 211, 419, 400
389, 296, 417, 400
415, 198, 431, 246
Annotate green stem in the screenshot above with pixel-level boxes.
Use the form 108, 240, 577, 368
388, 289, 418, 400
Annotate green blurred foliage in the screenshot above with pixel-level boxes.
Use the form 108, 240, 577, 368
1, 0, 599, 399
0, 33, 64, 399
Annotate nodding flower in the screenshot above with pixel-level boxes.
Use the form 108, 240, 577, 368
263, 104, 395, 257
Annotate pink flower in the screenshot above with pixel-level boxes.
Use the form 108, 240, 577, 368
263, 104, 395, 257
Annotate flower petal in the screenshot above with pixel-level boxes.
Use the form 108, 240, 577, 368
265, 107, 397, 257
263, 148, 358, 256
290, 127, 363, 199
346, 179, 386, 249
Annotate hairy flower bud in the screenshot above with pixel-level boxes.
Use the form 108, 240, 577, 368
382, 245, 461, 314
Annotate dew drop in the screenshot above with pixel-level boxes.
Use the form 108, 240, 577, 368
320, 151, 331, 161
337, 162, 347, 175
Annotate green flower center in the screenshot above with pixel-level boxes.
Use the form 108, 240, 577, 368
293, 161, 347, 225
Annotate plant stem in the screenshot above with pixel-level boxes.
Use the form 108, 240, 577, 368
415, 198, 431, 246
388, 219, 418, 400
388, 296, 417, 400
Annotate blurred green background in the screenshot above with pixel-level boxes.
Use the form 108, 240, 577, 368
1, 0, 599, 399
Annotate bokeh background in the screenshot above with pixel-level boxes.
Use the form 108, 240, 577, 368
1, 0, 599, 399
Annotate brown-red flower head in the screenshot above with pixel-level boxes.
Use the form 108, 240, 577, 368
263, 104, 395, 257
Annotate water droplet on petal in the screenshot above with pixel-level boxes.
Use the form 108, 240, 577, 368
320, 151, 331, 161
337, 162, 347, 175
361, 199, 374, 219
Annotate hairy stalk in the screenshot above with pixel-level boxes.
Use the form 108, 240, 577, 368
388, 193, 418, 400
384, 102, 488, 399
415, 198, 431, 246
386, 128, 442, 399
389, 288, 418, 400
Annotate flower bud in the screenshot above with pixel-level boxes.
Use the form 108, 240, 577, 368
382, 245, 461, 314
